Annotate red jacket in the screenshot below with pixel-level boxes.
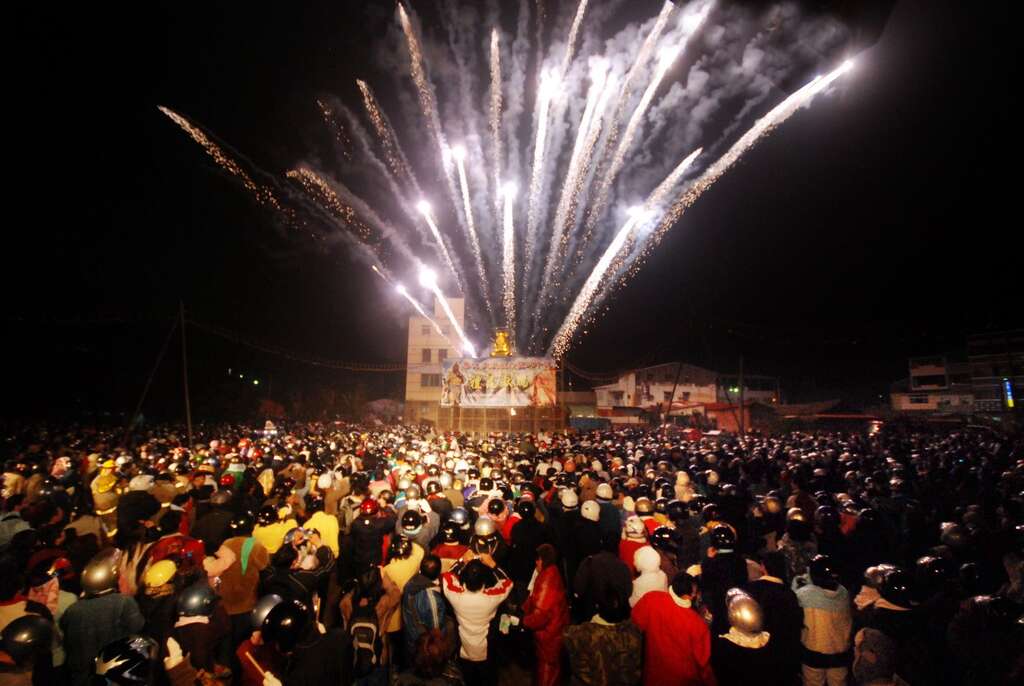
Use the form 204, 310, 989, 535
521, 565, 571, 662
632, 591, 716, 686
619, 539, 646, 576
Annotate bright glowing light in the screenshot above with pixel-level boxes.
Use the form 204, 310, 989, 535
539, 71, 561, 99
658, 45, 681, 68
842, 58, 855, 72
418, 268, 437, 288
451, 145, 466, 162
253, 379, 260, 386
416, 200, 432, 215
502, 181, 517, 198
627, 205, 644, 217
395, 283, 407, 295
462, 342, 477, 357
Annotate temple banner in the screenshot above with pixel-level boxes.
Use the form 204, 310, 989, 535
441, 357, 557, 407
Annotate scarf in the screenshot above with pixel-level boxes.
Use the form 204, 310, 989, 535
720, 626, 771, 649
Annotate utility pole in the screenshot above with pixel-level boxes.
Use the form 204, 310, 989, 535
738, 354, 745, 435
666, 361, 684, 425
180, 301, 194, 449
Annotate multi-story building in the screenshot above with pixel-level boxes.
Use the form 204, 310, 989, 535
403, 296, 464, 425
716, 373, 781, 404
593, 363, 719, 420
968, 330, 1023, 415
890, 355, 974, 413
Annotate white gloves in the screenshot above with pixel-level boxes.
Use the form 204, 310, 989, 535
263, 672, 283, 686
163, 637, 184, 670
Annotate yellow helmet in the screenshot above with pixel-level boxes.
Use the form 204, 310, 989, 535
143, 560, 177, 589
101, 460, 116, 470
93, 473, 118, 495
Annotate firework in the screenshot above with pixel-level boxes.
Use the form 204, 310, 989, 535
452, 145, 493, 321
490, 28, 503, 220
286, 168, 372, 240
502, 182, 517, 336
416, 201, 462, 290
524, 69, 560, 271
356, 79, 416, 188
560, 0, 590, 78
419, 267, 475, 356
395, 282, 444, 336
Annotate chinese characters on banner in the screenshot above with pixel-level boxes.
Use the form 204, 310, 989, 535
441, 357, 557, 407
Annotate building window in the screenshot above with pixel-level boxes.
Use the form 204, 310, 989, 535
422, 348, 432, 363
681, 391, 691, 401
664, 391, 673, 401
421, 373, 441, 387
438, 349, 448, 363
421, 325, 431, 336
909, 395, 929, 405
611, 390, 624, 404
442, 325, 451, 335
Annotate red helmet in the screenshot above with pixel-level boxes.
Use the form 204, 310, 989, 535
219, 474, 235, 488
359, 498, 380, 516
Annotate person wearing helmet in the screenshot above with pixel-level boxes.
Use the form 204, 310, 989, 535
252, 503, 299, 556
441, 558, 512, 685
423, 478, 453, 519
854, 566, 933, 684
258, 598, 352, 686
630, 546, 669, 607
136, 559, 179, 649
399, 555, 449, 667
348, 496, 397, 574
779, 514, 818, 581
634, 497, 659, 537
382, 532, 426, 655
631, 572, 716, 686
1, 614, 54, 683
594, 482, 622, 547
59, 550, 145, 686
701, 525, 747, 635
521, 544, 571, 686
619, 516, 648, 577
171, 581, 230, 677
711, 589, 785, 686
794, 555, 852, 686
568, 501, 605, 584
432, 520, 470, 573
505, 499, 548, 584
748, 550, 803, 684
396, 500, 439, 552
216, 511, 270, 668
469, 516, 510, 570
190, 489, 235, 556
92, 635, 160, 686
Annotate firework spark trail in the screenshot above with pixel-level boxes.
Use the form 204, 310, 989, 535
395, 283, 445, 337
559, 0, 590, 79
416, 202, 463, 292
489, 29, 504, 222
580, 1, 714, 250
453, 147, 493, 322
158, 106, 288, 216
576, 63, 855, 342
523, 69, 560, 277
398, 4, 464, 238
420, 268, 475, 356
502, 183, 517, 336
548, 146, 703, 358
356, 80, 420, 193
549, 212, 642, 359
538, 60, 610, 308
286, 168, 373, 241
316, 99, 353, 162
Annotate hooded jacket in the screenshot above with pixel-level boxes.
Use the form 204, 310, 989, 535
631, 590, 716, 686
523, 564, 571, 663
574, 550, 633, 620
564, 616, 643, 686
629, 547, 668, 607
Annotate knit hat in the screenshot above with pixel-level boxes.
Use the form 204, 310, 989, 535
581, 500, 600, 523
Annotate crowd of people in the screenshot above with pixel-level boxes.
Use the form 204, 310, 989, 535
0, 419, 1021, 686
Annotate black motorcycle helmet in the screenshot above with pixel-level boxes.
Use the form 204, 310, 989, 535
440, 520, 461, 544
478, 477, 494, 493
424, 479, 443, 496
687, 495, 709, 517
701, 503, 722, 524
251, 594, 284, 630
658, 484, 674, 501
915, 555, 955, 595
229, 512, 255, 537
515, 499, 536, 520
177, 582, 219, 617
667, 499, 687, 522
94, 635, 158, 684
256, 505, 278, 527
815, 505, 839, 529
654, 497, 669, 514
650, 526, 676, 553
878, 567, 914, 608
809, 555, 839, 590
2, 614, 53, 666
388, 536, 414, 561
262, 599, 312, 654
487, 499, 506, 516
709, 524, 736, 550
401, 509, 424, 537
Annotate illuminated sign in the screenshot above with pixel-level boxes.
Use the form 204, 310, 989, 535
1004, 378, 1015, 409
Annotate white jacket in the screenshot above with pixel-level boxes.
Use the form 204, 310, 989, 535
442, 571, 512, 661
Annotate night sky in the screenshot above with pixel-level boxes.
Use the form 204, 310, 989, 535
5, 0, 1019, 419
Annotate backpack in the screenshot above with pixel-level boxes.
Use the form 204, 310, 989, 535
350, 602, 381, 677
